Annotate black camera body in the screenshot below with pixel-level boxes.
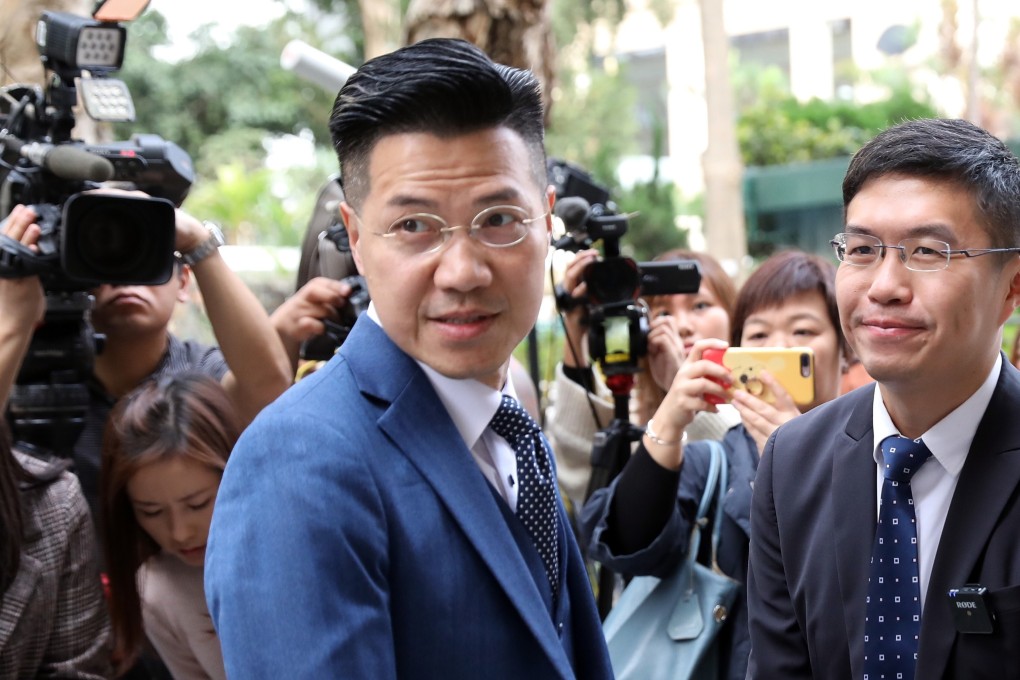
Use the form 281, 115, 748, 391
0, 105, 192, 288
0, 6, 193, 458
296, 176, 371, 363
549, 159, 701, 376
299, 274, 370, 361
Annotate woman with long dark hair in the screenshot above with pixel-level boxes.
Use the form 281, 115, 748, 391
101, 373, 238, 679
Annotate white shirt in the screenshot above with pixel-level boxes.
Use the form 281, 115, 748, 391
871, 353, 1001, 609
367, 305, 522, 510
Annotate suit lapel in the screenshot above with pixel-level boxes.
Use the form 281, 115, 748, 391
832, 387, 878, 680
917, 364, 1020, 677
342, 321, 573, 679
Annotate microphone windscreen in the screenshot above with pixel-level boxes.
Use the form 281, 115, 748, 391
46, 146, 115, 182
553, 196, 590, 232
281, 40, 356, 93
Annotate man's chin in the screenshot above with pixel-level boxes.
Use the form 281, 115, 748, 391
425, 355, 508, 390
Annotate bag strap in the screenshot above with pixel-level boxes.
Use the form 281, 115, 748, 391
703, 440, 729, 564
685, 439, 725, 565
696, 440, 724, 520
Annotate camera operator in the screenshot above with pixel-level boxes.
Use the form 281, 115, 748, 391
0, 205, 111, 679
3, 197, 292, 520
546, 246, 740, 514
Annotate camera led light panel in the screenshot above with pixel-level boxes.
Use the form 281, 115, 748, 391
76, 26, 124, 68
79, 78, 135, 122
37, 11, 125, 73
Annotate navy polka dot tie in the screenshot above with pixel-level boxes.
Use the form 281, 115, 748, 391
489, 394, 560, 598
864, 435, 932, 680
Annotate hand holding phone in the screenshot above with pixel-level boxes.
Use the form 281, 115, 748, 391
703, 347, 815, 407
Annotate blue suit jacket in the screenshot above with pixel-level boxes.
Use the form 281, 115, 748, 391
747, 358, 1020, 680
205, 318, 612, 679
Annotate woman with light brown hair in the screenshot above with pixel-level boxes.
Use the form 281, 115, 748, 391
101, 373, 239, 679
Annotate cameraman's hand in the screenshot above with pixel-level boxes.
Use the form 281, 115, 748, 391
646, 312, 684, 391
271, 277, 352, 372
559, 249, 599, 368
174, 210, 210, 254
0, 205, 45, 327
0, 205, 46, 408
1, 204, 42, 253
730, 371, 801, 453
644, 338, 731, 470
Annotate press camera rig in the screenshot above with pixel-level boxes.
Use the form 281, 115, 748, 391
0, 1, 194, 459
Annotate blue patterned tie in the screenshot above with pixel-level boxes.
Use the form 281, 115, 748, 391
864, 435, 932, 680
490, 394, 560, 597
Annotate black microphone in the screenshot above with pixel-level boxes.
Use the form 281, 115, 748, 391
21, 142, 115, 182
551, 196, 592, 252
1, 133, 114, 182
554, 196, 591, 232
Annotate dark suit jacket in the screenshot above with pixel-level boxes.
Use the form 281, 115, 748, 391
205, 318, 612, 679
747, 359, 1020, 679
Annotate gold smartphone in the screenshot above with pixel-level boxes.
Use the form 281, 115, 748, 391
704, 347, 815, 406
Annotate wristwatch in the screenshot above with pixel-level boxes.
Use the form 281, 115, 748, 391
180, 221, 225, 266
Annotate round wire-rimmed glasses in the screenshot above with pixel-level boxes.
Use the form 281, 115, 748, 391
830, 232, 1020, 272
365, 205, 548, 255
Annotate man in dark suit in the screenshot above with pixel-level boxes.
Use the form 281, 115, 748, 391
204, 39, 613, 679
746, 118, 1020, 679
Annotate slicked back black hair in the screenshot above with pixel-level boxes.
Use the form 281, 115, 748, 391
328, 38, 547, 210
843, 118, 1020, 248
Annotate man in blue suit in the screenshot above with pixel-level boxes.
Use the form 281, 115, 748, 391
204, 39, 613, 679
747, 118, 1020, 679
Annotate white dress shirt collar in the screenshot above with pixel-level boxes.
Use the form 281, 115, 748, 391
870, 353, 1001, 609
367, 303, 522, 508
871, 353, 1001, 476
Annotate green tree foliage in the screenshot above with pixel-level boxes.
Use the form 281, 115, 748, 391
546, 62, 685, 260
115, 10, 350, 171
613, 122, 686, 261
548, 0, 626, 58
111, 8, 358, 246
736, 66, 938, 167
546, 64, 638, 189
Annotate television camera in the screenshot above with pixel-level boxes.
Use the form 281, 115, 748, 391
549, 160, 702, 618
549, 159, 701, 377
0, 2, 195, 458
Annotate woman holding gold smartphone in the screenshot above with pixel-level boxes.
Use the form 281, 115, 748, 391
579, 250, 850, 680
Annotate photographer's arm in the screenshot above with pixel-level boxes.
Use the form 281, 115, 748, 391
0, 206, 45, 412
176, 213, 292, 424
558, 249, 598, 377
546, 249, 612, 508
270, 276, 350, 375
589, 339, 732, 557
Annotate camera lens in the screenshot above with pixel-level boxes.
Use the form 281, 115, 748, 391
74, 208, 144, 276
61, 193, 176, 285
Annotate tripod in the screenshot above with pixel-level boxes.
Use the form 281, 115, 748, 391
583, 372, 644, 620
